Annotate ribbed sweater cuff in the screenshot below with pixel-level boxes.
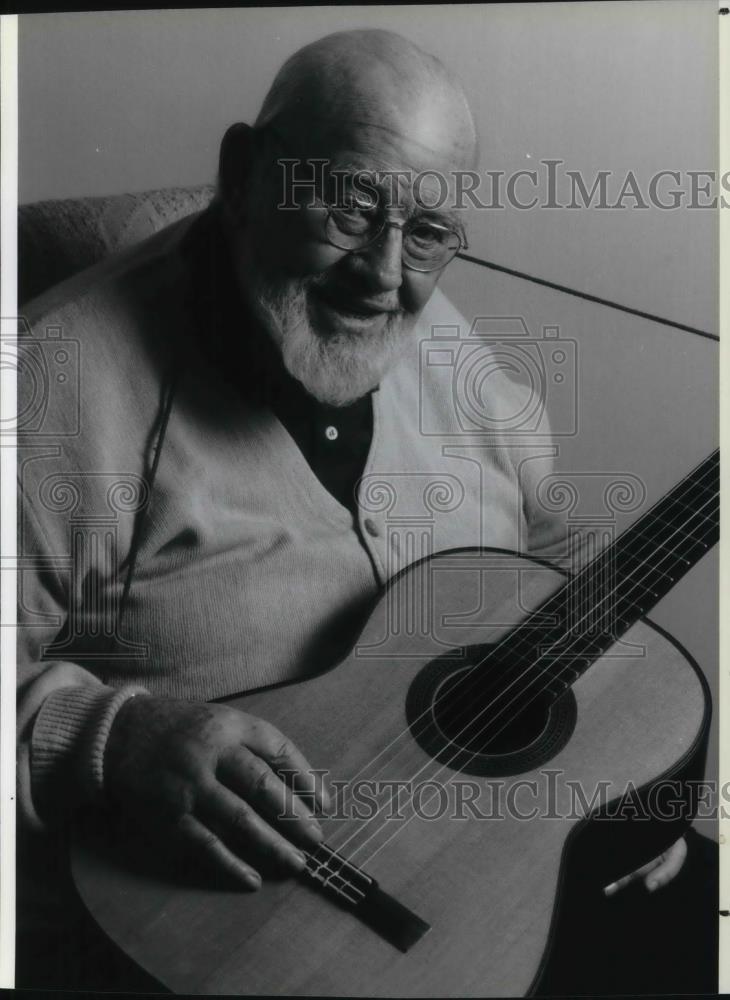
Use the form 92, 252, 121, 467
32, 683, 149, 817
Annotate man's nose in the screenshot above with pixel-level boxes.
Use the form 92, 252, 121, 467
357, 224, 404, 292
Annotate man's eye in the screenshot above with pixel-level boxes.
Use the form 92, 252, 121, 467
338, 203, 368, 217
409, 224, 447, 247
330, 202, 376, 234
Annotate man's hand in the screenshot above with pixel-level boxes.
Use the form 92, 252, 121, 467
603, 836, 687, 897
104, 695, 328, 890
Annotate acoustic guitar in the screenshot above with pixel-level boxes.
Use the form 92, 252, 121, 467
71, 449, 717, 996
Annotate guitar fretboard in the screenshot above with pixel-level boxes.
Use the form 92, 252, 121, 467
501, 449, 719, 700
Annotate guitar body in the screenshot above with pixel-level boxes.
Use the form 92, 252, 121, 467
72, 548, 710, 996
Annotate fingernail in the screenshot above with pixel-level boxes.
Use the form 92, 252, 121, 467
291, 850, 307, 871
318, 781, 332, 812
307, 816, 323, 839
647, 879, 658, 892
244, 871, 262, 890
604, 882, 617, 897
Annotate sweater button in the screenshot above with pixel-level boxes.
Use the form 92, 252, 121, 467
364, 518, 379, 538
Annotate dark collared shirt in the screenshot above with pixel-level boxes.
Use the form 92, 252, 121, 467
183, 206, 373, 516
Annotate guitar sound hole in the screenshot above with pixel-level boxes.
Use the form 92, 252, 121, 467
434, 670, 553, 756
406, 645, 577, 777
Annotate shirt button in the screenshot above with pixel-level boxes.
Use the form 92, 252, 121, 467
325, 425, 338, 441
364, 518, 379, 537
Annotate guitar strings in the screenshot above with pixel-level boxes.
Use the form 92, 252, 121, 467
318, 455, 717, 872
340, 497, 718, 874
448, 473, 718, 752
321, 452, 716, 842
346, 460, 718, 859
303, 843, 368, 904
308, 462, 717, 895
340, 470, 718, 869
320, 455, 718, 867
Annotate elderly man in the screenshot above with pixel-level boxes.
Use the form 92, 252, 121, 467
17, 27, 705, 993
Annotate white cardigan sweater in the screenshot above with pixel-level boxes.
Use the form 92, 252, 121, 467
17, 213, 568, 830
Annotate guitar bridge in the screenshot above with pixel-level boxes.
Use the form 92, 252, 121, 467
303, 842, 430, 952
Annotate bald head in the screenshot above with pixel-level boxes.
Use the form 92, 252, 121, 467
220, 29, 478, 407
255, 29, 478, 170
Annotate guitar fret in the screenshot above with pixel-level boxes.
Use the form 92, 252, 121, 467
669, 494, 717, 527
645, 511, 714, 545
623, 526, 691, 564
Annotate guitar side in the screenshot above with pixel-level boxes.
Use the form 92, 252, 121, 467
71, 547, 711, 996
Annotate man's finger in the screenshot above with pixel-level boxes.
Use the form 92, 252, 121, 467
240, 716, 331, 811
197, 782, 309, 875
175, 813, 263, 890
217, 746, 323, 848
604, 855, 664, 896
603, 837, 687, 896
603, 857, 659, 896
645, 836, 687, 892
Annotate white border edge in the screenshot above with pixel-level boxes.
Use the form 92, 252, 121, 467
0, 12, 19, 990
718, 0, 728, 991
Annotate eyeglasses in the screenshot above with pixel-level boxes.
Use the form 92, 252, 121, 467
324, 200, 468, 273
257, 123, 468, 272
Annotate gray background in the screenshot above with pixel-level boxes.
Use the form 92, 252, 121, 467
19, 3, 719, 835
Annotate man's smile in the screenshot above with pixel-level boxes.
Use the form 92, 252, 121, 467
310, 286, 400, 331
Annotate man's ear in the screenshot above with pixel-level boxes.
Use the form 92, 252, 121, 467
218, 122, 256, 209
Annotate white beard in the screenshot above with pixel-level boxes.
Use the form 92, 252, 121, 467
245, 267, 414, 407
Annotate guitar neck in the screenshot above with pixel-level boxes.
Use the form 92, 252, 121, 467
522, 449, 719, 676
